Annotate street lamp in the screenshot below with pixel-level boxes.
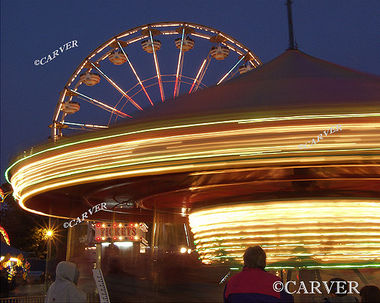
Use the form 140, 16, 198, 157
46, 230, 53, 238
44, 225, 54, 290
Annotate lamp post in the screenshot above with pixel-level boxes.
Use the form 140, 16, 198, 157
44, 224, 54, 290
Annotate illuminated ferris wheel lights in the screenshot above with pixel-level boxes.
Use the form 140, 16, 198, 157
71, 90, 132, 118
174, 28, 186, 98
116, 41, 154, 106
53, 22, 261, 137
217, 55, 245, 85
189, 57, 208, 94
90, 62, 143, 111
148, 30, 165, 102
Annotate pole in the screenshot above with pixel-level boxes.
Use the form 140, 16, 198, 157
66, 227, 72, 261
44, 242, 51, 290
45, 217, 52, 291
286, 0, 296, 50
44, 242, 48, 290
47, 238, 51, 271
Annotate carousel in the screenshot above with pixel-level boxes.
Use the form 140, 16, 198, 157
5, 20, 380, 290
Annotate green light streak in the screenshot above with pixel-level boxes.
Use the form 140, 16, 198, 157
264, 263, 380, 270
6, 112, 380, 183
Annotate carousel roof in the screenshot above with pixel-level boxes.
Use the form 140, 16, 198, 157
136, 49, 380, 122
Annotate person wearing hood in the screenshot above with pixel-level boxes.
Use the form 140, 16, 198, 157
45, 261, 86, 303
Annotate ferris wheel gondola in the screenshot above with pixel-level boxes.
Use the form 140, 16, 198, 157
52, 22, 261, 138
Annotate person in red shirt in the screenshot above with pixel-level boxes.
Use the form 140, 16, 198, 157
224, 246, 293, 303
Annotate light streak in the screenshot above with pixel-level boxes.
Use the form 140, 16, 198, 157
0, 226, 10, 245
174, 27, 185, 98
161, 31, 179, 35
125, 36, 145, 45
5, 112, 380, 185
216, 55, 245, 85
190, 32, 211, 40
54, 89, 67, 121
8, 142, 380, 218
188, 200, 380, 266
184, 223, 190, 246
189, 58, 207, 94
194, 56, 211, 92
70, 90, 131, 118
90, 62, 143, 111
117, 41, 154, 106
10, 121, 380, 192
63, 122, 109, 129
149, 30, 165, 102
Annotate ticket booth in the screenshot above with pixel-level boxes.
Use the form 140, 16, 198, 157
93, 222, 148, 269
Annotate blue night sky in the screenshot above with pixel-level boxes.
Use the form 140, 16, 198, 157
1, 0, 380, 183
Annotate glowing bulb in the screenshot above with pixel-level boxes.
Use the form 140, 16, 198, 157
180, 247, 187, 254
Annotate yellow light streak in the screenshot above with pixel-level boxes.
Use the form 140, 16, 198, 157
9, 112, 380, 181
189, 200, 380, 265
7, 113, 380, 220
11, 121, 380, 186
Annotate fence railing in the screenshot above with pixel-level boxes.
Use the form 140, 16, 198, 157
0, 293, 99, 303
0, 296, 45, 303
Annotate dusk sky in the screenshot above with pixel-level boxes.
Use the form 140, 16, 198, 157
1, 0, 380, 183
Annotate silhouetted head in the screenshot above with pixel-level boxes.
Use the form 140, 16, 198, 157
55, 261, 79, 284
360, 285, 380, 303
243, 246, 266, 269
327, 278, 348, 297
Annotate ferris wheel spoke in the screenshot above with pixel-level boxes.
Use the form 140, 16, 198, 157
189, 55, 211, 94
63, 122, 109, 130
70, 89, 132, 118
174, 27, 186, 98
55, 23, 261, 139
116, 41, 154, 107
216, 54, 246, 85
90, 62, 143, 111
149, 30, 165, 102
177, 53, 185, 94
189, 57, 207, 94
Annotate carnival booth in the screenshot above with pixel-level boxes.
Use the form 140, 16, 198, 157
0, 226, 30, 283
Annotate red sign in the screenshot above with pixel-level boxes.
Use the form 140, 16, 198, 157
94, 223, 147, 242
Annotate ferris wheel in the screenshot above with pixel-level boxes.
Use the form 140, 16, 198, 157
51, 22, 262, 138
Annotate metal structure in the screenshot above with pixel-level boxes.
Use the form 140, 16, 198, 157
51, 22, 261, 139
